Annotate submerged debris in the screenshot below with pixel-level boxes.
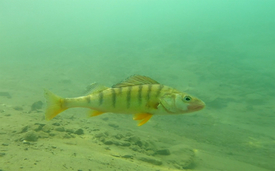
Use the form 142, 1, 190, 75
29, 101, 43, 113
13, 106, 23, 111
23, 131, 38, 142
0, 92, 11, 98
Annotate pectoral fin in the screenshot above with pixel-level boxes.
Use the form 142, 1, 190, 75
88, 110, 105, 117
133, 113, 153, 126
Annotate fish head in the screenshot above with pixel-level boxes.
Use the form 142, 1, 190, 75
159, 92, 205, 114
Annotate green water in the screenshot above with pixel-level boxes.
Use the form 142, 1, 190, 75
0, 1, 274, 171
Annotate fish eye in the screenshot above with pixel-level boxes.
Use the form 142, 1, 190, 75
183, 95, 192, 102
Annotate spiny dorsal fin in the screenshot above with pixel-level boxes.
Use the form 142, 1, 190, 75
112, 75, 159, 88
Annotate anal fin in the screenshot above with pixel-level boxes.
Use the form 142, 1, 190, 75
88, 110, 105, 117
133, 113, 153, 126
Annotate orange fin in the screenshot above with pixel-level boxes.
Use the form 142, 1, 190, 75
88, 110, 105, 117
133, 113, 153, 126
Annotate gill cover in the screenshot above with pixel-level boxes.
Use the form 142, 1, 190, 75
160, 93, 188, 113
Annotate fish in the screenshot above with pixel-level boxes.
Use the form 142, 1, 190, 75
44, 75, 205, 126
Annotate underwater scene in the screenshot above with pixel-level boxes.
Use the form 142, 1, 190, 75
0, 0, 274, 171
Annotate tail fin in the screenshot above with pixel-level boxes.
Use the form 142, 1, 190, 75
44, 89, 67, 120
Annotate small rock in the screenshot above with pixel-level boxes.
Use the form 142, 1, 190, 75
102, 117, 109, 121
52, 123, 60, 126
90, 128, 100, 131
122, 154, 133, 159
21, 126, 29, 133
0, 92, 11, 98
38, 132, 49, 138
23, 140, 31, 145
104, 131, 109, 136
34, 123, 46, 127
94, 133, 105, 138
136, 140, 143, 147
104, 140, 113, 145
114, 134, 124, 140
49, 133, 56, 136
42, 125, 52, 133
126, 136, 140, 144
113, 140, 131, 147
64, 133, 74, 139
55, 127, 65, 132
24, 131, 38, 142
110, 153, 120, 157
108, 123, 119, 128
61, 78, 71, 84
13, 106, 23, 111
66, 129, 75, 134
130, 145, 140, 152
167, 145, 196, 169
138, 156, 162, 166
33, 123, 45, 132
74, 129, 84, 135
30, 101, 43, 112
155, 149, 170, 155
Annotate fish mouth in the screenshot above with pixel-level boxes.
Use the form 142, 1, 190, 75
188, 102, 205, 111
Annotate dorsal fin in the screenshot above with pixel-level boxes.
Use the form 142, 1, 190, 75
112, 75, 159, 88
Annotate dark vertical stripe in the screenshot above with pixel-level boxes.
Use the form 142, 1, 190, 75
85, 96, 91, 103
127, 86, 132, 108
138, 85, 143, 105
147, 84, 152, 101
99, 91, 103, 106
111, 88, 116, 108
155, 84, 164, 97
118, 87, 122, 95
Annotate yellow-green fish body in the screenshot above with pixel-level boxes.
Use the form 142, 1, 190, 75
44, 75, 205, 126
